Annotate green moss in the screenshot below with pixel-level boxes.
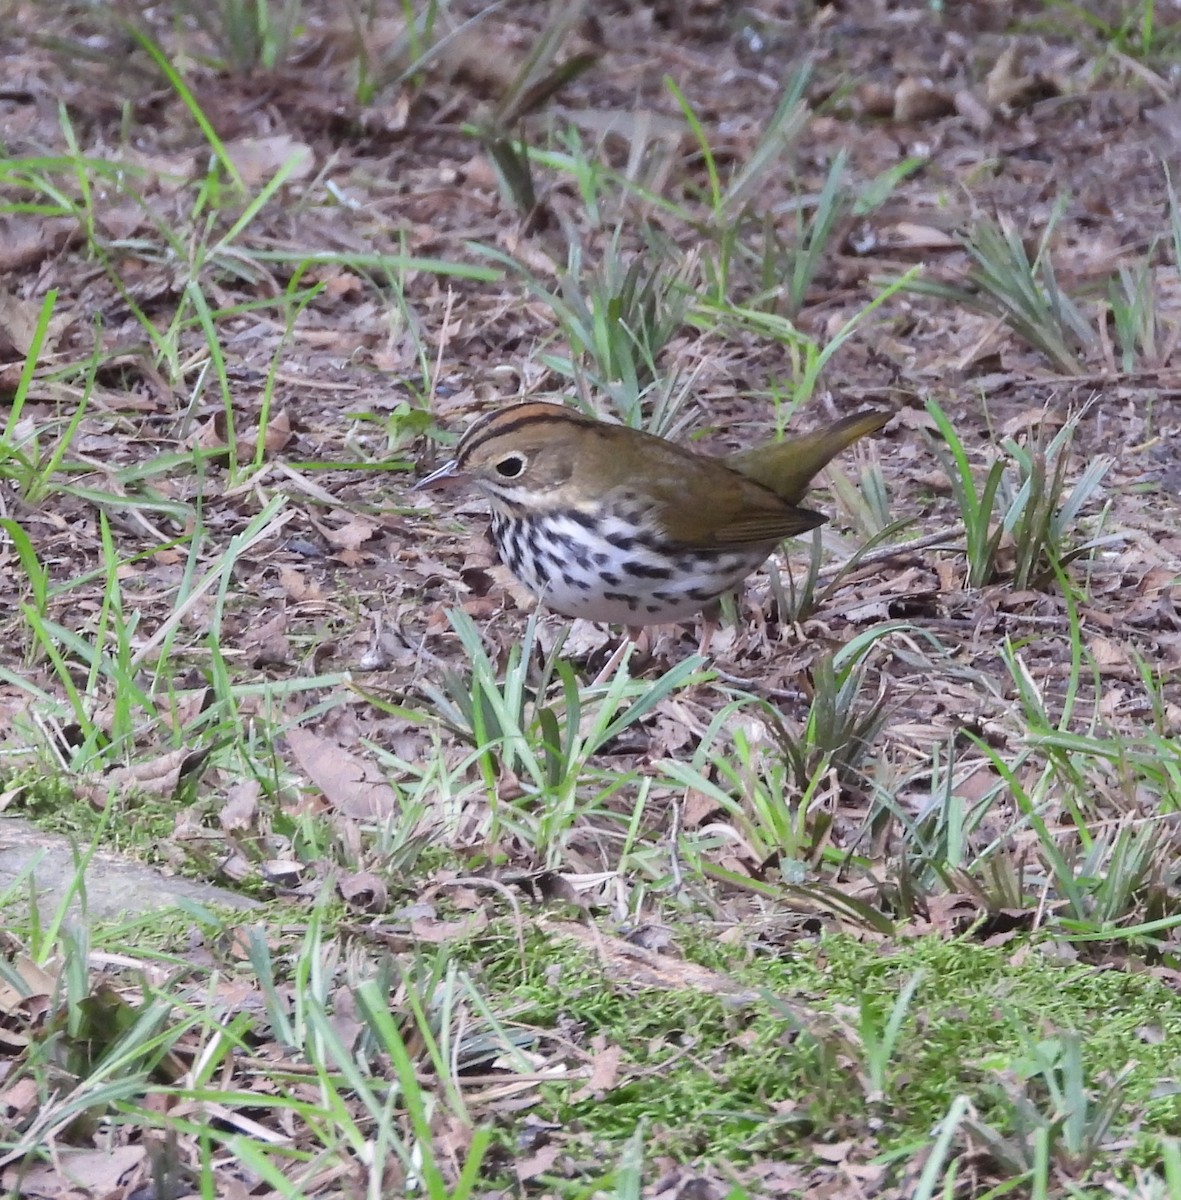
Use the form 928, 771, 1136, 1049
459, 922, 1181, 1164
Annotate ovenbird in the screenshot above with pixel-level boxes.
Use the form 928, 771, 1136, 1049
414, 402, 889, 627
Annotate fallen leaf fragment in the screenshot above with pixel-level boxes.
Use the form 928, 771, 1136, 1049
893, 77, 955, 122
339, 870, 390, 913
287, 728, 399, 819
220, 779, 262, 832
569, 1034, 622, 1102
246, 610, 292, 668
81, 747, 210, 809
6, 1145, 147, 1197
224, 134, 315, 186
515, 1143, 562, 1183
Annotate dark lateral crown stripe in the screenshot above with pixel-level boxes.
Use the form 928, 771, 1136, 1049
457, 405, 597, 463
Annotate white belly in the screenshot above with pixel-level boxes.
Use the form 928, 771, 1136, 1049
491, 511, 766, 625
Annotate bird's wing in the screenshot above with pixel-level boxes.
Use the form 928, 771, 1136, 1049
629, 456, 826, 547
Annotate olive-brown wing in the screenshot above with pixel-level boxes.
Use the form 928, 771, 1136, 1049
611, 445, 826, 548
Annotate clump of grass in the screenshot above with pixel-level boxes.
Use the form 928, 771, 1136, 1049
925, 397, 1113, 590
659, 625, 898, 888
0, 897, 497, 1196
903, 209, 1095, 375
177, 0, 306, 73
468, 0, 598, 221
416, 608, 707, 864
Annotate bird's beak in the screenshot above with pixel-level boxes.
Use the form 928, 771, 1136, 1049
412, 458, 464, 492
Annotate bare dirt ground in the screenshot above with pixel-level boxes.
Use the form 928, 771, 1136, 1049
3, 0, 1181, 1195
5, 1, 1179, 728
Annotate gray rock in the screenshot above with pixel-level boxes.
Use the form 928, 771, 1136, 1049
0, 817, 260, 921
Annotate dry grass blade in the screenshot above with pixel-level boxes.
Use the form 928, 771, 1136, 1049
903, 211, 1095, 375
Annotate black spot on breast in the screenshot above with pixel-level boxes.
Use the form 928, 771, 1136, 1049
601, 572, 621, 587
498, 534, 521, 571
606, 526, 668, 555
603, 590, 640, 611
624, 561, 673, 580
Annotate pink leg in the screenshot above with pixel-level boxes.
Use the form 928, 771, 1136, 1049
591, 626, 648, 685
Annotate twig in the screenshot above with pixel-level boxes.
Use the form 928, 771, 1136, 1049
816, 524, 963, 580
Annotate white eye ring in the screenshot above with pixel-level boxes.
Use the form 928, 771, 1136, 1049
495, 453, 527, 479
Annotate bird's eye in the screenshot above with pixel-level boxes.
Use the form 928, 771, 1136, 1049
495, 453, 526, 479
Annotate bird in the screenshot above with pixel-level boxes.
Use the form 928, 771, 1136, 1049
413, 402, 890, 640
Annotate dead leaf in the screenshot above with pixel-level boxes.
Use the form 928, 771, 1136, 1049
857, 81, 894, 118
0, 290, 70, 359
224, 134, 315, 187
514, 1142, 561, 1184
569, 1034, 622, 1102
893, 78, 955, 122
287, 728, 399, 820
220, 779, 261, 832
279, 565, 322, 600
813, 1140, 853, 1164
1000, 408, 1066, 438
195, 409, 293, 460
329, 984, 365, 1053
339, 870, 390, 913
261, 859, 307, 887
323, 515, 380, 552
1089, 636, 1129, 669
550, 921, 758, 1001
954, 88, 993, 133
117, 146, 198, 187
889, 221, 960, 251
408, 912, 488, 942
82, 747, 209, 809
246, 610, 292, 668
984, 42, 1047, 108
6, 1145, 147, 1196
0, 215, 79, 275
